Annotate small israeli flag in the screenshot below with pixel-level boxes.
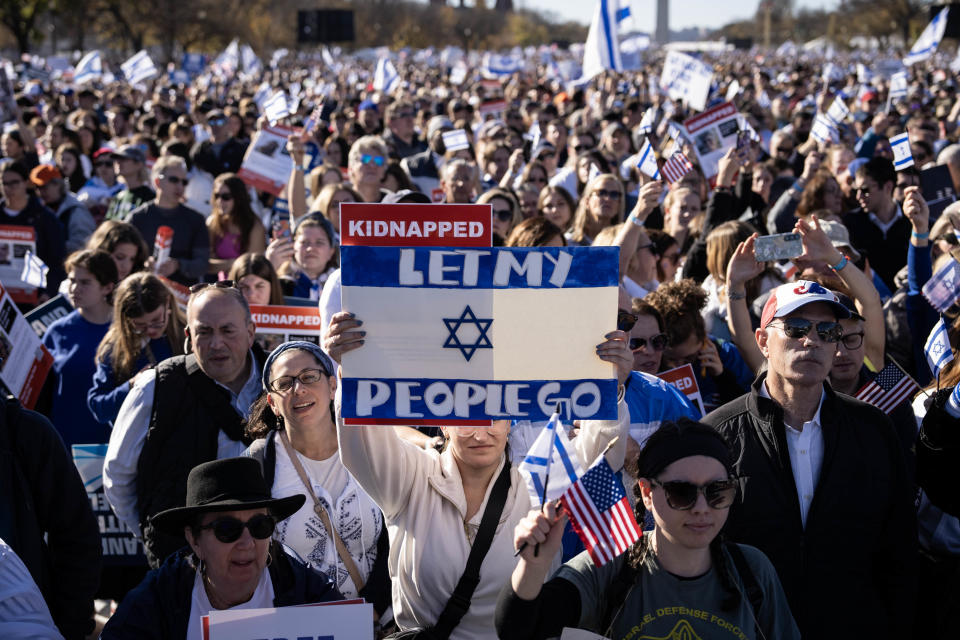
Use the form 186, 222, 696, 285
20, 250, 48, 289
637, 107, 656, 135
518, 411, 583, 506
240, 44, 262, 75
73, 50, 102, 84
825, 97, 850, 127
441, 129, 470, 152
890, 132, 914, 170
811, 114, 839, 145
925, 317, 955, 377
121, 50, 158, 85
636, 139, 660, 180
904, 6, 949, 66
889, 71, 909, 100
482, 52, 523, 76
263, 91, 290, 125
373, 56, 400, 93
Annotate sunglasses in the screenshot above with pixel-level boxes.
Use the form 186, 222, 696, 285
593, 189, 621, 200
649, 478, 738, 510
163, 175, 189, 186
361, 154, 385, 167
269, 368, 326, 393
492, 209, 513, 223
198, 514, 276, 543
95, 161, 113, 168
617, 310, 638, 332
214, 192, 233, 201
767, 317, 843, 343
189, 279, 235, 294
573, 144, 591, 153
209, 118, 228, 127
630, 334, 668, 351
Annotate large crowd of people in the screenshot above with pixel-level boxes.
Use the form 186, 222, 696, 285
1, 40, 960, 640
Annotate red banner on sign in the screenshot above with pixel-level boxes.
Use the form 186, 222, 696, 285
340, 203, 492, 247
657, 363, 706, 417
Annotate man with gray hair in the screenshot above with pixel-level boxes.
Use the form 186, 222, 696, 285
128, 155, 209, 285
441, 158, 479, 203
103, 284, 267, 566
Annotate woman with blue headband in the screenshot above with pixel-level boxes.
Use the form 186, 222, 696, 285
244, 341, 390, 625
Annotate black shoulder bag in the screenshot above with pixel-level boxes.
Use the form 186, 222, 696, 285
386, 459, 512, 640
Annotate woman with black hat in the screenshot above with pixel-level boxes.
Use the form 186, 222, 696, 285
495, 419, 800, 640
101, 457, 343, 640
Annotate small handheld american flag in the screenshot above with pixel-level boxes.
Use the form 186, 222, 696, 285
562, 456, 642, 566
661, 150, 694, 184
854, 362, 921, 414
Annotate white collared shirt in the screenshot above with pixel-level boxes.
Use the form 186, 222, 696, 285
103, 351, 262, 537
868, 202, 903, 237
760, 383, 826, 529
186, 565, 274, 640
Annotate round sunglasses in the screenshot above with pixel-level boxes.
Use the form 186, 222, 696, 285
630, 334, 668, 351
198, 513, 276, 543
767, 317, 843, 343
649, 478, 738, 510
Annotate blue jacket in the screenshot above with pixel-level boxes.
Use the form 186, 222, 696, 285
101, 544, 343, 639
87, 338, 174, 425
624, 370, 699, 447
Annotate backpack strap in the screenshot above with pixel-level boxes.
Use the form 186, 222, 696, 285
725, 542, 764, 637
600, 555, 639, 636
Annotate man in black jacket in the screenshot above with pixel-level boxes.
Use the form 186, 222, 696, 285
0, 394, 101, 639
703, 280, 916, 640
189, 109, 248, 177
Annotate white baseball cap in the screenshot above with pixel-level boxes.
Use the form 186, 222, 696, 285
760, 280, 852, 329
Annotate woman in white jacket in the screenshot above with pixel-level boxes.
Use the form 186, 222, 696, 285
325, 311, 633, 639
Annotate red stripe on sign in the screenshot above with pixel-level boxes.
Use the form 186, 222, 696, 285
342, 417, 492, 426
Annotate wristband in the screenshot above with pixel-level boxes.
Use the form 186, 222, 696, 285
628, 213, 645, 227
829, 254, 848, 272
714, 185, 733, 193
727, 290, 747, 300
912, 231, 930, 240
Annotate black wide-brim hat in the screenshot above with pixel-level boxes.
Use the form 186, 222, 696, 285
150, 457, 306, 534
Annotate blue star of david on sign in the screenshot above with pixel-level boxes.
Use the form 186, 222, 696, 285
442, 305, 493, 361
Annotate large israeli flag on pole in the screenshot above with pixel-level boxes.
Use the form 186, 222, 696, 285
121, 50, 158, 85
903, 6, 949, 66
73, 51, 102, 84
581, 0, 624, 82
519, 411, 584, 506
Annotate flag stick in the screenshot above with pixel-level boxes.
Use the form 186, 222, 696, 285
533, 403, 561, 557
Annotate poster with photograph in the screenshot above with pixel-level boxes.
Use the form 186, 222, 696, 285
0, 281, 53, 408
683, 102, 739, 188
0, 225, 39, 304
250, 304, 323, 354
237, 124, 295, 196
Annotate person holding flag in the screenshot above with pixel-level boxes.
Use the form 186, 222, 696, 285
496, 419, 799, 639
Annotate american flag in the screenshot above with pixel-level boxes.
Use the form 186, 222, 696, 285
661, 150, 694, 184
854, 362, 921, 414
562, 457, 641, 566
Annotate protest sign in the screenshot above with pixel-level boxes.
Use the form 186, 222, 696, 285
660, 51, 713, 112
24, 293, 72, 337
203, 601, 374, 640
72, 444, 147, 565
339, 203, 619, 425
683, 102, 738, 187
237, 124, 295, 196
0, 225, 39, 304
250, 304, 323, 354
658, 363, 706, 417
920, 164, 957, 221
0, 281, 53, 408
158, 276, 190, 312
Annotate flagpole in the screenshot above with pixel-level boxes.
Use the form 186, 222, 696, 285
533, 403, 561, 557
887, 354, 931, 398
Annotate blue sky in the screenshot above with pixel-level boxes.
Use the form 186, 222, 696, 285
519, 0, 843, 30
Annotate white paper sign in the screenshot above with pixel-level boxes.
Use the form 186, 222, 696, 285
205, 601, 374, 640
660, 51, 713, 112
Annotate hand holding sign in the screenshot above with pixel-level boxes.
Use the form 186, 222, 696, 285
595, 329, 633, 385
323, 311, 366, 364
716, 147, 740, 189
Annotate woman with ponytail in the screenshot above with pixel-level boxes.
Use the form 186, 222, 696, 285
496, 419, 799, 640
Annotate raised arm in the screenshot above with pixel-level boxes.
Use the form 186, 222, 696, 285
724, 234, 765, 373
612, 181, 663, 280
286, 135, 309, 225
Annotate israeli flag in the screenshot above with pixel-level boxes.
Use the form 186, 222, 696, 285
581, 0, 623, 82
889, 71, 909, 100
482, 53, 523, 76
636, 139, 660, 180
214, 40, 240, 75
637, 107, 656, 135
904, 6, 949, 66
822, 62, 844, 84
240, 44, 262, 75
121, 50, 158, 85
890, 132, 914, 170
925, 317, 955, 377
373, 56, 400, 93
825, 97, 850, 127
441, 129, 470, 153
20, 250, 48, 289
811, 114, 839, 145
737, 114, 761, 143
263, 91, 290, 125
518, 411, 584, 506
756, 90, 772, 109
73, 50, 102, 84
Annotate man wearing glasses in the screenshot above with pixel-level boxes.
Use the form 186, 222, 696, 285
104, 283, 266, 568
128, 155, 209, 285
703, 280, 916, 640
382, 101, 426, 160
190, 109, 249, 177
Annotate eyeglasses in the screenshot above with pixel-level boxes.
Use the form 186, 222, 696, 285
617, 310, 638, 332
593, 189, 620, 200
131, 308, 168, 334
214, 192, 233, 201
649, 478, 738, 510
269, 368, 326, 393
394, 112, 415, 119
360, 154, 385, 167
198, 514, 276, 543
630, 334, 668, 351
839, 332, 864, 350
492, 209, 513, 222
855, 187, 871, 197
163, 175, 189, 186
767, 317, 844, 343
189, 279, 235, 294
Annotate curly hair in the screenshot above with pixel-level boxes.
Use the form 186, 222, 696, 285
645, 279, 708, 347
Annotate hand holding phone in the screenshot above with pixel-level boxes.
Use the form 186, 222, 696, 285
754, 232, 803, 262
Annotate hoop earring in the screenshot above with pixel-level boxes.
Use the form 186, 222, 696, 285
265, 551, 273, 567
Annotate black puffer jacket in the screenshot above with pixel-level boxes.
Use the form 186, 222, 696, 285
702, 375, 917, 640
101, 543, 343, 639
917, 387, 960, 518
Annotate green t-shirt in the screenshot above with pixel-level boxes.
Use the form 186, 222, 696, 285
105, 185, 156, 222
556, 544, 800, 640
